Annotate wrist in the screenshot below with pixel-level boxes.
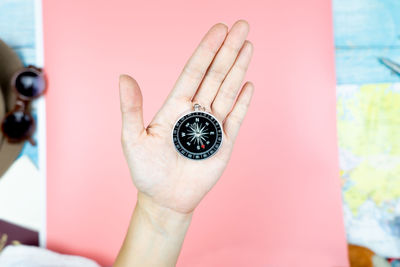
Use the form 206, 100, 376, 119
114, 192, 192, 266
136, 192, 193, 235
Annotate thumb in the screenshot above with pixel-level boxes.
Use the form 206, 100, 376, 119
119, 74, 145, 141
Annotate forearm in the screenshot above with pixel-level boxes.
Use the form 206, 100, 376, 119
114, 192, 193, 267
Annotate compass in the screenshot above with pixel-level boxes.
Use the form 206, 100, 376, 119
172, 104, 223, 160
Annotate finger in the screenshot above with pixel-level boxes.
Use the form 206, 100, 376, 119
192, 20, 249, 109
119, 74, 146, 140
212, 40, 253, 122
168, 23, 228, 101
224, 81, 254, 142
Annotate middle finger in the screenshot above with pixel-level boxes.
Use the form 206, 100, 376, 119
192, 20, 249, 110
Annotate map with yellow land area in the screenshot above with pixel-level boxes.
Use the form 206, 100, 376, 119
337, 83, 400, 256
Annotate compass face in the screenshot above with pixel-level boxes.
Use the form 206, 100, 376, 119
172, 111, 223, 160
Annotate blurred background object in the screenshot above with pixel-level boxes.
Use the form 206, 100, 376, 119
0, 39, 25, 177
379, 57, 400, 77
0, 0, 46, 251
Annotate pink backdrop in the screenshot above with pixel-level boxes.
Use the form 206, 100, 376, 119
43, 0, 348, 266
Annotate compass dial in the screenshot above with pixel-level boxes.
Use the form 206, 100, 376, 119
172, 111, 222, 160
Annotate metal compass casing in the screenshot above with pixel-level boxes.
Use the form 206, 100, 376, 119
172, 104, 223, 160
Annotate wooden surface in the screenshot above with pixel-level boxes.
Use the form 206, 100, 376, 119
0, 0, 36, 65
333, 0, 400, 84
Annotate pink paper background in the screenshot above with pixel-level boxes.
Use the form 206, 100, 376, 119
43, 0, 348, 266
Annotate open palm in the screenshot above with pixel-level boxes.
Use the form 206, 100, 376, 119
119, 20, 254, 214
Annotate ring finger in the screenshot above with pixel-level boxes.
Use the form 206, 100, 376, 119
212, 40, 253, 122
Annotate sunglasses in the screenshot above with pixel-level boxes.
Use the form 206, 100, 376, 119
1, 66, 47, 146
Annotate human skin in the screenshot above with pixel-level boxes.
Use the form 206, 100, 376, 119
114, 20, 254, 267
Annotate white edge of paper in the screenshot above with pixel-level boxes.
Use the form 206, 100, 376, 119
34, 0, 47, 248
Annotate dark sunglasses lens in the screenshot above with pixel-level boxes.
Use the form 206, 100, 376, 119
2, 111, 34, 140
15, 70, 45, 98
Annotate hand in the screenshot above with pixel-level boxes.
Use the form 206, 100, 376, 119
119, 20, 254, 214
